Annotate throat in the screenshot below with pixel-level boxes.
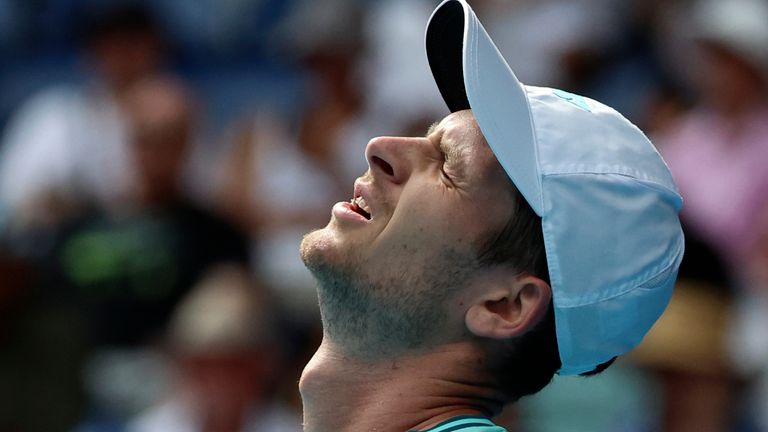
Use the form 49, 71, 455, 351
299, 342, 505, 432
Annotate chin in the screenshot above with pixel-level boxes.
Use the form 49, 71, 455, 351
300, 226, 341, 273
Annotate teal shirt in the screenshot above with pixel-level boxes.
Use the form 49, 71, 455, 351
411, 415, 508, 432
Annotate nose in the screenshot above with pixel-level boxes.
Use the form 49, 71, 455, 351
364, 136, 431, 184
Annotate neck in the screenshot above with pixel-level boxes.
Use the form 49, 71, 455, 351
299, 340, 504, 432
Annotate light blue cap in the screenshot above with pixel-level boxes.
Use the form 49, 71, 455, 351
426, 0, 684, 375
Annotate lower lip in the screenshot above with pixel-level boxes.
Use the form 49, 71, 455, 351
332, 201, 369, 224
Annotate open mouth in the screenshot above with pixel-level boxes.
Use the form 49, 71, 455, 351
350, 196, 371, 220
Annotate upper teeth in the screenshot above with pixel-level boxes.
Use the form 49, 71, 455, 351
352, 196, 371, 215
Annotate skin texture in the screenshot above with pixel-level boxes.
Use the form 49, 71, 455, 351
299, 110, 551, 431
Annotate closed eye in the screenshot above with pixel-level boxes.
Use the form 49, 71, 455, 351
439, 150, 457, 187
427, 128, 457, 187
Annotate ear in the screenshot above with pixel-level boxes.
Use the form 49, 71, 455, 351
465, 272, 552, 340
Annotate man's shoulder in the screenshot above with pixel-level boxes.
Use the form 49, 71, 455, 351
412, 415, 508, 432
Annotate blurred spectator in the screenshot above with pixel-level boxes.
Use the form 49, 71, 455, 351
0, 76, 249, 431
48, 76, 249, 349
730, 210, 768, 431
0, 2, 166, 236
0, 250, 84, 432
128, 264, 301, 432
629, 231, 734, 432
653, 0, 768, 430
655, 0, 768, 271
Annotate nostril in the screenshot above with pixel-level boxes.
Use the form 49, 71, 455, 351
372, 156, 394, 176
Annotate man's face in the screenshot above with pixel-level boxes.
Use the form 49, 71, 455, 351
300, 110, 516, 358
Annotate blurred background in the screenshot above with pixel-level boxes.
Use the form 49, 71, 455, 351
0, 0, 767, 431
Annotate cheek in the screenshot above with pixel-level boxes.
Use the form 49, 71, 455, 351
370, 200, 478, 266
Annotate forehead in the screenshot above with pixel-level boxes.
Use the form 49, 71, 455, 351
432, 110, 481, 142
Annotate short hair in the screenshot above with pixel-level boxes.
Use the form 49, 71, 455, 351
477, 184, 615, 403
80, 3, 160, 47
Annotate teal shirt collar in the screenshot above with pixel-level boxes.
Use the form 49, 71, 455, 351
410, 415, 507, 432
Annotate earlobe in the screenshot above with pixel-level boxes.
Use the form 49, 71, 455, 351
465, 274, 552, 340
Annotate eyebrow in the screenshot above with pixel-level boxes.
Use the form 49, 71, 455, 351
426, 121, 440, 137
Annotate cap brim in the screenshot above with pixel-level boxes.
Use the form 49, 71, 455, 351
425, 0, 543, 215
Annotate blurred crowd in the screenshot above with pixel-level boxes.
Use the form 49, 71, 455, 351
0, 0, 767, 431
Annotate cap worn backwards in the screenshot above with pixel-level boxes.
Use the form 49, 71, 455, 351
425, 0, 684, 375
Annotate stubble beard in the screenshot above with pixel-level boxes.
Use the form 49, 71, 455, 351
300, 228, 476, 360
